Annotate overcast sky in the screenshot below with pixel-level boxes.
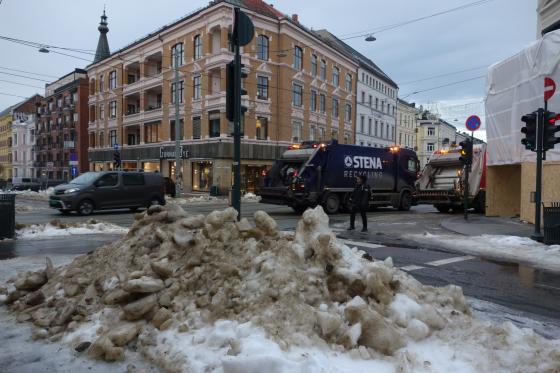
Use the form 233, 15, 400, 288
0, 0, 536, 138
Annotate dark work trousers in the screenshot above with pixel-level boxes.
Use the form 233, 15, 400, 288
350, 207, 367, 230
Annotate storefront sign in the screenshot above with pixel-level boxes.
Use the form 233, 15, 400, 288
159, 146, 189, 159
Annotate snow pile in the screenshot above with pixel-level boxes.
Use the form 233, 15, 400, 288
2, 205, 559, 372
16, 219, 128, 240
166, 194, 219, 205
15, 204, 46, 212
241, 192, 261, 202
12, 188, 54, 201
408, 233, 560, 273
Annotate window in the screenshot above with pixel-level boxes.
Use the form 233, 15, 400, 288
320, 59, 326, 80
407, 158, 417, 173
292, 121, 302, 142
319, 126, 325, 140
209, 111, 220, 137
256, 117, 268, 140
193, 76, 201, 100
170, 119, 184, 141
427, 127, 435, 136
375, 120, 379, 137
97, 173, 118, 187
57, 98, 62, 108
293, 46, 303, 70
292, 84, 303, 107
361, 91, 365, 103
109, 71, 117, 89
309, 124, 316, 141
331, 128, 339, 140
310, 90, 317, 112
332, 98, 339, 118
73, 113, 79, 122
193, 116, 201, 139
368, 118, 372, 135
375, 98, 379, 110
171, 81, 184, 104
99, 104, 105, 121
369, 95, 372, 107
382, 101, 385, 113
319, 94, 326, 113
123, 173, 145, 186
345, 74, 352, 91
332, 67, 339, 86
360, 116, 364, 133
109, 101, 116, 118
109, 130, 117, 147
171, 43, 184, 67
427, 143, 435, 152
194, 35, 202, 60
144, 123, 159, 143
344, 133, 350, 144
99, 75, 104, 91
98, 132, 104, 147
257, 76, 268, 100
386, 124, 390, 139
257, 35, 269, 60
345, 104, 351, 122
311, 54, 317, 76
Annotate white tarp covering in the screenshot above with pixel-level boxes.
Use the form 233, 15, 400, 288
485, 30, 560, 166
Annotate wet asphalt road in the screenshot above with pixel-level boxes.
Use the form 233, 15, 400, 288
5, 198, 560, 337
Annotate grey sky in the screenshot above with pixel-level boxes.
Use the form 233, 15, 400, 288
0, 0, 536, 136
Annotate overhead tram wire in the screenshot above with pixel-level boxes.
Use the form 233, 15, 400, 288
401, 75, 486, 99
0, 92, 29, 99
0, 78, 44, 89
0, 71, 51, 82
0, 66, 60, 79
399, 65, 489, 85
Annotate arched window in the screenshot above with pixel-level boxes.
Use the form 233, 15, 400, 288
332, 67, 339, 86
257, 35, 269, 60
193, 35, 202, 60
293, 46, 303, 70
345, 73, 352, 91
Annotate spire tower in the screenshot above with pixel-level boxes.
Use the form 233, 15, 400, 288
94, 9, 110, 63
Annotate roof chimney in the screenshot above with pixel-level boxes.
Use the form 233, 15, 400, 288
292, 14, 299, 22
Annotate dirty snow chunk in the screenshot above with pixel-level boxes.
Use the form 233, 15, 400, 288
124, 277, 164, 293
407, 233, 560, 273
389, 294, 422, 328
17, 220, 128, 239
241, 192, 261, 202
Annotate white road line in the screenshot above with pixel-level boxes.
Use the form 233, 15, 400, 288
400, 265, 425, 272
425, 255, 475, 267
340, 239, 385, 249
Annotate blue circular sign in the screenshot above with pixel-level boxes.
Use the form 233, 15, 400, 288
465, 115, 481, 131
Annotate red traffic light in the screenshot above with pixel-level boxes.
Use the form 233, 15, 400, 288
547, 113, 560, 124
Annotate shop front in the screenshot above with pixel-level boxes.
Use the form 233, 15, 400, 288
192, 160, 213, 192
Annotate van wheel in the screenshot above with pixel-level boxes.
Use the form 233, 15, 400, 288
398, 192, 412, 211
435, 205, 450, 213
322, 193, 340, 214
58, 209, 71, 215
77, 200, 94, 216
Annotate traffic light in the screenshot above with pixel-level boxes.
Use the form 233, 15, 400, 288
543, 110, 560, 151
521, 112, 538, 151
226, 62, 248, 122
113, 150, 121, 169
459, 138, 473, 165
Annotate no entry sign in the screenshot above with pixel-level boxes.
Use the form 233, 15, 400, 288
545, 77, 556, 102
465, 115, 481, 132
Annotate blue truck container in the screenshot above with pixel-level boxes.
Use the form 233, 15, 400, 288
259, 140, 420, 214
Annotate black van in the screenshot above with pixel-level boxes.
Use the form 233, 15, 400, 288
49, 171, 166, 215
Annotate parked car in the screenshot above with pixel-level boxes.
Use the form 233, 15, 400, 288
48, 171, 166, 215
11, 177, 41, 191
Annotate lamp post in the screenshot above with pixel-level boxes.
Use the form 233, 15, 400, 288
173, 51, 181, 198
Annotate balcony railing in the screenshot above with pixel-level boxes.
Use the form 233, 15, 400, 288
63, 141, 75, 149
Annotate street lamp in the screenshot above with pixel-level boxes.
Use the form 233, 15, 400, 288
365, 35, 376, 42
38, 47, 50, 53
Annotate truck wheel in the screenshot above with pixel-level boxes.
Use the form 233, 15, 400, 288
435, 205, 450, 213
322, 193, 340, 214
77, 199, 94, 216
398, 192, 412, 211
291, 205, 307, 214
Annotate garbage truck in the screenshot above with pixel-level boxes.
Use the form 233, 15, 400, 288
414, 143, 487, 213
258, 140, 420, 214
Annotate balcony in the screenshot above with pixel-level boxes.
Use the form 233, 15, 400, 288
205, 52, 234, 70
63, 141, 75, 149
142, 73, 163, 90
204, 93, 226, 111
143, 106, 163, 122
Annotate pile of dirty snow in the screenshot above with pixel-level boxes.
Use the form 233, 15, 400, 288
241, 192, 261, 202
408, 233, 560, 273
2, 205, 559, 372
16, 219, 128, 240
166, 194, 220, 205
15, 204, 46, 212
12, 188, 54, 201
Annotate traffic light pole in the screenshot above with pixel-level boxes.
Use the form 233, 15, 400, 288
174, 52, 181, 198
232, 21, 242, 220
532, 108, 544, 242
463, 133, 473, 221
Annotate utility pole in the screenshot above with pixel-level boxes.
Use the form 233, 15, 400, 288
532, 108, 544, 242
173, 50, 181, 198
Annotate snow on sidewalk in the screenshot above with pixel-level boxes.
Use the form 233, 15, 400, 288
10, 188, 54, 201
15, 220, 128, 240
406, 233, 560, 273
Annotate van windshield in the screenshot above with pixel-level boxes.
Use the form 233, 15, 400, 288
69, 172, 99, 185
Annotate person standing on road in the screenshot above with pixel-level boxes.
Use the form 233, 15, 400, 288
348, 175, 370, 232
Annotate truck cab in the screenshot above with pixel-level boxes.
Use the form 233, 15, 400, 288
259, 141, 420, 214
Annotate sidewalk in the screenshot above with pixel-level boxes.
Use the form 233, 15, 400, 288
441, 215, 533, 237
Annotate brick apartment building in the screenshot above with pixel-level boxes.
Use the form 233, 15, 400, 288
36, 69, 90, 180
86, 0, 357, 193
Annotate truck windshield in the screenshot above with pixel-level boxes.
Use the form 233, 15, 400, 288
69, 172, 99, 185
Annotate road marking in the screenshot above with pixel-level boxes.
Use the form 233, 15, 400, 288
340, 239, 385, 249
425, 255, 475, 267
401, 265, 425, 272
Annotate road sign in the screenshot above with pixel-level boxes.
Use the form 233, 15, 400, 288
545, 77, 556, 102
69, 153, 77, 162
69, 160, 79, 166
46, 162, 54, 171
465, 115, 481, 131
70, 165, 78, 178
113, 143, 119, 151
